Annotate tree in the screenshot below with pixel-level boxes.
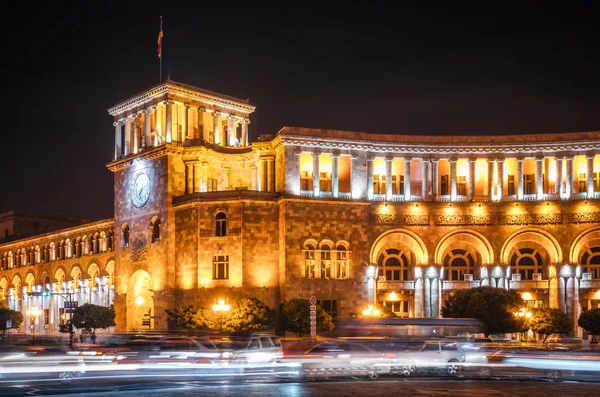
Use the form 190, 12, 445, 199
529, 308, 573, 342
222, 298, 274, 332
578, 308, 600, 342
280, 298, 334, 336
166, 305, 207, 333
441, 286, 525, 337
71, 304, 116, 332
0, 308, 24, 335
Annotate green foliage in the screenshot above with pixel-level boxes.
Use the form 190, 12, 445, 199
529, 308, 573, 342
71, 304, 116, 332
441, 286, 525, 336
280, 298, 334, 337
222, 298, 274, 332
0, 308, 24, 334
165, 305, 208, 333
578, 308, 600, 337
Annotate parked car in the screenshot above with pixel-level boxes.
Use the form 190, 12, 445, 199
399, 340, 465, 375
214, 333, 283, 364
545, 335, 582, 351
301, 341, 395, 380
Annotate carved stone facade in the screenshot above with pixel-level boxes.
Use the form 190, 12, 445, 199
2, 80, 600, 337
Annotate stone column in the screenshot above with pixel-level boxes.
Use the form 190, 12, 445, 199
165, 100, 172, 143
203, 108, 211, 142
332, 154, 340, 198
573, 276, 581, 337
450, 158, 457, 201
431, 159, 439, 199
183, 104, 190, 140
366, 158, 374, 200
556, 156, 563, 198
143, 109, 151, 149
252, 165, 259, 190
227, 115, 235, 146
414, 273, 424, 318
566, 156, 574, 199
517, 158, 524, 200
313, 152, 320, 198
242, 119, 249, 146
588, 155, 595, 198
132, 115, 139, 154
486, 158, 494, 199
267, 157, 275, 192
536, 156, 544, 199
385, 158, 393, 200
422, 159, 429, 199
469, 158, 476, 199
404, 158, 411, 199
201, 162, 208, 192
113, 121, 122, 160
213, 111, 221, 145
197, 107, 205, 140
497, 159, 505, 200
186, 163, 193, 194
123, 119, 131, 156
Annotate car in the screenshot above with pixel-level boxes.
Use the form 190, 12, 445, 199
301, 341, 395, 380
545, 335, 582, 351
214, 333, 283, 364
399, 340, 465, 375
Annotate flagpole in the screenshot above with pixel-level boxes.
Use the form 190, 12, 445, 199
158, 16, 163, 83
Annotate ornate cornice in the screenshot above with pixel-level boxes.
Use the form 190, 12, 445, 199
106, 145, 178, 172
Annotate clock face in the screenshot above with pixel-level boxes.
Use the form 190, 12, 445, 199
132, 172, 151, 207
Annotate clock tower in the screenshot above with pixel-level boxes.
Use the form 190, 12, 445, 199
107, 80, 255, 330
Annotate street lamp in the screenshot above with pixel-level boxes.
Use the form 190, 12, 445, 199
26, 307, 41, 344
212, 299, 231, 311
362, 305, 381, 317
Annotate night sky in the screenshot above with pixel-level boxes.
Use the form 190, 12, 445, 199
2, 1, 600, 220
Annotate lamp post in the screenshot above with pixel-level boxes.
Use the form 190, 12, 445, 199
26, 307, 41, 344
212, 299, 230, 332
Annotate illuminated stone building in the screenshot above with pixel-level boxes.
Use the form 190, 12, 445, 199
1, 80, 600, 336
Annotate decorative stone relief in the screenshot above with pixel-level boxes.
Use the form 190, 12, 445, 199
500, 213, 563, 225
131, 244, 148, 262
369, 214, 430, 226
435, 214, 495, 226
569, 212, 600, 224
199, 229, 213, 237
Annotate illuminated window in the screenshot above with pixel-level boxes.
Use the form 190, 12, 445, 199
441, 175, 449, 195
508, 175, 515, 195
377, 248, 409, 281
579, 173, 587, 193
215, 212, 227, 237
581, 247, 600, 279
595, 172, 600, 193
524, 174, 535, 195
319, 172, 332, 192
443, 249, 475, 281
510, 248, 544, 280
373, 175, 386, 195
382, 300, 409, 318
300, 171, 313, 191
207, 178, 218, 192
320, 244, 332, 278
457, 175, 467, 196
392, 175, 404, 195
304, 244, 316, 278
151, 217, 161, 243
213, 254, 229, 280
121, 224, 130, 248
334, 245, 348, 279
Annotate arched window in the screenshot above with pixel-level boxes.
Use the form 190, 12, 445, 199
304, 243, 316, 278
151, 216, 161, 243
581, 247, 600, 279
510, 248, 544, 280
320, 244, 332, 278
334, 244, 348, 279
215, 212, 227, 237
35, 245, 41, 264
122, 223, 130, 248
99, 232, 107, 252
377, 248, 410, 281
443, 249, 475, 281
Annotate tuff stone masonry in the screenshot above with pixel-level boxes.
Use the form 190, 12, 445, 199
2, 80, 600, 336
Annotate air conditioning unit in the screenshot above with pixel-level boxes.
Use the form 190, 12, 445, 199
511, 273, 521, 281
532, 273, 542, 281
463, 274, 473, 281
582, 272, 592, 281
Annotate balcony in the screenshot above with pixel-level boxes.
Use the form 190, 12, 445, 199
509, 279, 549, 289
378, 280, 414, 290
373, 193, 386, 201
443, 280, 481, 290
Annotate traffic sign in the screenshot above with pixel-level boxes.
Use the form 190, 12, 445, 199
309, 305, 316, 311
5, 319, 12, 329
310, 320, 317, 326
64, 301, 78, 309
309, 296, 316, 306
310, 330, 316, 336
310, 310, 316, 316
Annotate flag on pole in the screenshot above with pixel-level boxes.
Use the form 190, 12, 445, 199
157, 16, 163, 58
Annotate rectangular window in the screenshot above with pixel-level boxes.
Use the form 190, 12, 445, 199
457, 175, 467, 196
320, 250, 331, 278
392, 175, 404, 195
441, 175, 449, 195
334, 250, 347, 279
373, 175, 385, 195
319, 172, 332, 192
44, 309, 49, 327
213, 255, 229, 280
508, 175, 515, 195
524, 174, 535, 195
300, 171, 313, 191
304, 250, 316, 279
317, 299, 338, 323
579, 172, 587, 193
207, 178, 217, 192
594, 172, 600, 193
